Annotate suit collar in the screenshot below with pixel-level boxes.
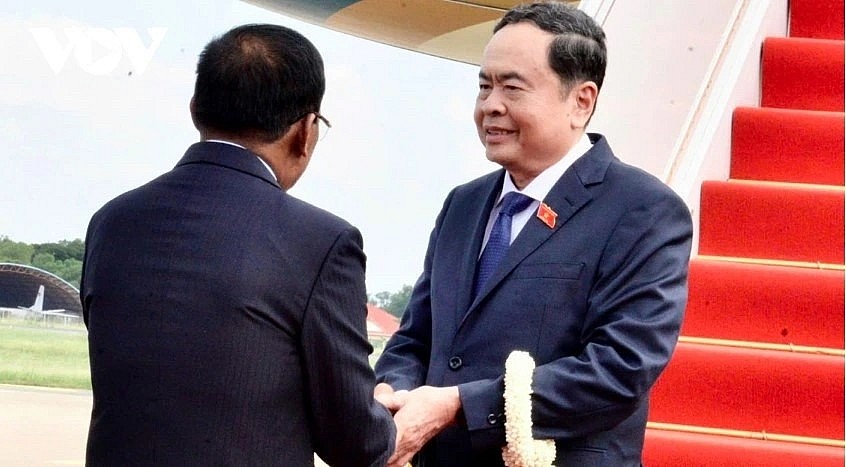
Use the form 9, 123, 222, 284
175, 142, 282, 189
534, 133, 613, 225
572, 133, 614, 186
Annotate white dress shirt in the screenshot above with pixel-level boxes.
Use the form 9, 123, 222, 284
479, 133, 593, 253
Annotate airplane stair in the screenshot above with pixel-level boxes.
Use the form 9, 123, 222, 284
643, 0, 845, 464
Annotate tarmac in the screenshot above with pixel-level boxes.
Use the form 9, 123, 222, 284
0, 384, 333, 466
0, 384, 90, 466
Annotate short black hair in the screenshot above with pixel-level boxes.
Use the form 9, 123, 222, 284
494, 2, 606, 91
192, 24, 325, 142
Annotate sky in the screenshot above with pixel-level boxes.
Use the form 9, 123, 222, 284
0, 0, 497, 294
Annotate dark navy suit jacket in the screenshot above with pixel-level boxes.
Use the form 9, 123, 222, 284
82, 142, 394, 466
375, 134, 693, 466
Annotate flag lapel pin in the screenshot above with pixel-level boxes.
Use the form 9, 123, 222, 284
537, 202, 557, 229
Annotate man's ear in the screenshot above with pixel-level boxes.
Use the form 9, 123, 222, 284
291, 114, 317, 159
570, 81, 598, 129
189, 96, 200, 131
274, 116, 317, 190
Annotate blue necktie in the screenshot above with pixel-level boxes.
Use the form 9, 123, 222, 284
474, 192, 534, 298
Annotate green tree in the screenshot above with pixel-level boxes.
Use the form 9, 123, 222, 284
369, 284, 413, 318
370, 291, 391, 308
34, 239, 85, 262
0, 236, 35, 263
31, 252, 83, 288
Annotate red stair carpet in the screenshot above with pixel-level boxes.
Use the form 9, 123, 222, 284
731, 107, 844, 185
643, 0, 845, 465
681, 259, 844, 348
699, 179, 843, 263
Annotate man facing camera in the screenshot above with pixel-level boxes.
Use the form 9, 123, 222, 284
375, 3, 693, 466
82, 24, 394, 466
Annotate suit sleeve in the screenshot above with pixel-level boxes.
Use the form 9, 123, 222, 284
530, 189, 693, 439
301, 226, 396, 467
80, 219, 93, 326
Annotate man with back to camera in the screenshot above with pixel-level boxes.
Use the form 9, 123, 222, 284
81, 24, 395, 466
374, 2, 693, 466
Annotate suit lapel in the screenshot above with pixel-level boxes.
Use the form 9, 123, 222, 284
453, 172, 504, 329
462, 136, 614, 321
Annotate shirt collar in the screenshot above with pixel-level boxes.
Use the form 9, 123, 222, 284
205, 139, 278, 182
498, 132, 593, 203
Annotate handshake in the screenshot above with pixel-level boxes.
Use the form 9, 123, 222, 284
372, 352, 554, 467
373, 383, 461, 467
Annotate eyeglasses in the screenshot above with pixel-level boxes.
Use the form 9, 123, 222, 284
306, 112, 331, 141
314, 112, 331, 129
291, 111, 332, 140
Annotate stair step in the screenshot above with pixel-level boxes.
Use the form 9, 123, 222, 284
789, 0, 845, 40
649, 342, 845, 439
731, 107, 844, 185
644, 426, 845, 467
682, 258, 845, 348
699, 180, 845, 264
761, 37, 844, 112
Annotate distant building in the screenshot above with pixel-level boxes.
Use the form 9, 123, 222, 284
0, 263, 81, 317
366, 304, 399, 338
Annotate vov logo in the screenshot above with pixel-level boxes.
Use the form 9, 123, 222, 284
30, 27, 167, 75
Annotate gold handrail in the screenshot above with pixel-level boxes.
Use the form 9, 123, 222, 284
695, 255, 845, 271
647, 422, 846, 448
678, 336, 846, 357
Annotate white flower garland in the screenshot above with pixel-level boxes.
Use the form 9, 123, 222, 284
502, 350, 556, 467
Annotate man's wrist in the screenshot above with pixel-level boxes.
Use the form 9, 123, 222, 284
443, 386, 462, 424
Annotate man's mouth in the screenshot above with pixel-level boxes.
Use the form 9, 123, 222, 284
486, 127, 515, 136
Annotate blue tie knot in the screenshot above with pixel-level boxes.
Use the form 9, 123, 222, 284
473, 191, 535, 298
499, 192, 534, 218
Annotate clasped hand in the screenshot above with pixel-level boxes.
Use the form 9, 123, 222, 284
374, 383, 461, 467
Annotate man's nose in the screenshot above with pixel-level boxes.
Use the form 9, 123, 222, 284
480, 91, 506, 115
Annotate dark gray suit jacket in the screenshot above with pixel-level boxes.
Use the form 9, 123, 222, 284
375, 134, 693, 466
82, 142, 394, 466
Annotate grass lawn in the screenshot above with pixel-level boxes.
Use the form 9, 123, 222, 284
0, 317, 90, 389
0, 316, 387, 391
